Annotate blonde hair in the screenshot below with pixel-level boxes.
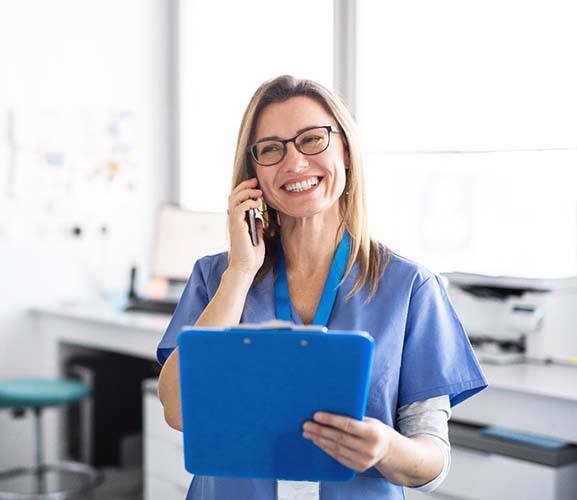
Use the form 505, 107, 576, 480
231, 75, 389, 302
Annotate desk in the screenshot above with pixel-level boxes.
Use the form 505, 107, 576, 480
30, 303, 169, 465
31, 303, 169, 363
30, 304, 577, 499
452, 362, 577, 443
31, 303, 577, 444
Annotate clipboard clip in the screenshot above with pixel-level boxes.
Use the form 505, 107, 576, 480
228, 320, 328, 333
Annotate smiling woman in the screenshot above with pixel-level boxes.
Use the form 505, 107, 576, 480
157, 75, 488, 500
230, 77, 379, 300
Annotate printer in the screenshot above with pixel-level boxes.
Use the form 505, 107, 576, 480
442, 272, 577, 364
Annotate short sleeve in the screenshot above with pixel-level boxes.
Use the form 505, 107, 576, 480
398, 274, 488, 408
156, 258, 210, 365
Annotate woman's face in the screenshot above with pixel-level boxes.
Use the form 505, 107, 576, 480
252, 96, 348, 219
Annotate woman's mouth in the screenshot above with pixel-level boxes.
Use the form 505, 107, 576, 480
281, 176, 323, 194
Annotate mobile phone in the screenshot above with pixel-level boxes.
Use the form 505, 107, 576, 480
246, 207, 259, 246
244, 173, 267, 246
245, 197, 267, 246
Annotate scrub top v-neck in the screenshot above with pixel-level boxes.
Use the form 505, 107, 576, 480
275, 231, 350, 326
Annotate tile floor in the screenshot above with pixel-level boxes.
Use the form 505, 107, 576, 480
0, 465, 143, 500
79, 466, 142, 499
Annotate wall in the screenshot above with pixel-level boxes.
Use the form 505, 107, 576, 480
0, 0, 169, 468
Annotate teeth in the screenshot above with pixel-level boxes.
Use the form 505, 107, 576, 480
283, 177, 320, 192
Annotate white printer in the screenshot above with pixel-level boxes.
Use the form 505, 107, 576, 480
442, 272, 577, 364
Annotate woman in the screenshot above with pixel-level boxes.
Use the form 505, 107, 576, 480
157, 75, 487, 500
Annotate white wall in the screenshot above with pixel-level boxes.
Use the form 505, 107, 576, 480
0, 0, 169, 468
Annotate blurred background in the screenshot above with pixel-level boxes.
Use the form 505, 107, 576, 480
0, 1, 576, 499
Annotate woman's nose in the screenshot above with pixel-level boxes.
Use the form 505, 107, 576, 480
284, 142, 309, 170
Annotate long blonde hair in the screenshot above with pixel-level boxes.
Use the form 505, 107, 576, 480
231, 75, 389, 302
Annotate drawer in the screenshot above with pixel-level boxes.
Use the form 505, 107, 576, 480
144, 391, 183, 448
145, 434, 192, 490
145, 473, 191, 500
438, 445, 577, 500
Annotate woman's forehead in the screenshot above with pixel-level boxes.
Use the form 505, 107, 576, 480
254, 96, 336, 139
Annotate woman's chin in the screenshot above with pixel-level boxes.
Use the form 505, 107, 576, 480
276, 202, 338, 220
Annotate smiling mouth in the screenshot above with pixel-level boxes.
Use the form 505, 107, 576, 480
282, 176, 322, 193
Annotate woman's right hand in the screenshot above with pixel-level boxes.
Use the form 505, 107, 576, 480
227, 177, 266, 277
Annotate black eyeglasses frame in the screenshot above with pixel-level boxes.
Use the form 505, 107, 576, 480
247, 125, 341, 167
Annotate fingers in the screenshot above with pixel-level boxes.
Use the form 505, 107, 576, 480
229, 198, 261, 221
304, 427, 374, 473
313, 437, 361, 472
231, 177, 259, 193
230, 188, 263, 205
230, 177, 260, 199
311, 412, 368, 438
303, 420, 381, 473
228, 177, 263, 215
308, 436, 362, 471
303, 423, 363, 452
303, 414, 390, 473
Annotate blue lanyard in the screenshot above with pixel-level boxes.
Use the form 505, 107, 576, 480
274, 231, 350, 326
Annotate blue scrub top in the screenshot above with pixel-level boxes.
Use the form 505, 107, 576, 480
157, 235, 487, 500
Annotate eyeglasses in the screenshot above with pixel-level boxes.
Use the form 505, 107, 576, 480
247, 125, 341, 167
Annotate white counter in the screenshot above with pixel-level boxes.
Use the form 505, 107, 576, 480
31, 302, 577, 445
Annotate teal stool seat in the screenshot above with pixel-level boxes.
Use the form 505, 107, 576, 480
0, 379, 89, 409
0, 378, 102, 500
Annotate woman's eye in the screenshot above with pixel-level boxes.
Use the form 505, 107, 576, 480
301, 135, 322, 145
261, 144, 281, 154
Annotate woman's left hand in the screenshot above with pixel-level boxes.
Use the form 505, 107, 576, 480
302, 412, 395, 473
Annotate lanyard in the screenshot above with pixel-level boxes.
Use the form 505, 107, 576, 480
274, 231, 350, 326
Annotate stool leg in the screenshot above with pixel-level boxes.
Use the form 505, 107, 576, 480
33, 407, 44, 468
33, 407, 47, 494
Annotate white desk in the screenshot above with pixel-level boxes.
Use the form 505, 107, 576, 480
30, 303, 577, 500
31, 302, 169, 363
452, 361, 577, 443
31, 302, 577, 445
30, 303, 169, 465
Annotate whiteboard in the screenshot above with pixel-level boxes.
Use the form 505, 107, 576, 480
151, 206, 228, 281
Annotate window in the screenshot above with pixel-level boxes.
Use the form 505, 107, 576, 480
179, 0, 333, 212
357, 1, 577, 277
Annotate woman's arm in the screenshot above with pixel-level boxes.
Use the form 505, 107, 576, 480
158, 177, 265, 431
375, 433, 444, 487
302, 396, 451, 488
390, 395, 451, 490
157, 267, 254, 431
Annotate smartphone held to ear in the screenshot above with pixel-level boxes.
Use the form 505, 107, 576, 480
246, 198, 267, 246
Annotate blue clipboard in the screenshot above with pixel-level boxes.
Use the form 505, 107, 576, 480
177, 324, 374, 482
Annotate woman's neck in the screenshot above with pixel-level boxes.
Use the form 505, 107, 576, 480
279, 209, 344, 279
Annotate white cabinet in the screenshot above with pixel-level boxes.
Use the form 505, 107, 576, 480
143, 379, 193, 500
405, 444, 577, 500
440, 445, 577, 500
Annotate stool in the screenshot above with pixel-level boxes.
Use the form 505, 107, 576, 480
0, 379, 103, 499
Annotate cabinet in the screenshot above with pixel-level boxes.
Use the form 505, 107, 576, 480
143, 379, 193, 500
